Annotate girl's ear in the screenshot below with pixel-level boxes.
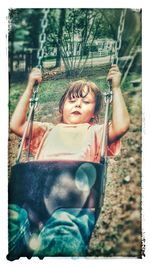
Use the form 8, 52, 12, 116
90, 113, 99, 123
59, 111, 63, 123
59, 105, 63, 114
90, 115, 95, 123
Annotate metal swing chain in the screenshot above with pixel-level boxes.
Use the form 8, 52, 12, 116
112, 9, 127, 65
16, 9, 49, 163
29, 9, 49, 110
37, 8, 49, 68
101, 9, 127, 160
104, 9, 127, 104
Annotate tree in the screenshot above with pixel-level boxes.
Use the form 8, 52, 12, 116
46, 9, 123, 76
27, 9, 43, 67
9, 9, 43, 74
9, 9, 27, 73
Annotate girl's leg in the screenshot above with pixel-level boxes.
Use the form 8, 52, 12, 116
7, 204, 31, 260
34, 208, 95, 257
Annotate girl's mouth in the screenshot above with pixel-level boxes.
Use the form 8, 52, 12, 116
71, 111, 81, 115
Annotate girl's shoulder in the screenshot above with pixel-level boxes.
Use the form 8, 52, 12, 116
32, 121, 54, 137
24, 122, 55, 156
34, 121, 54, 130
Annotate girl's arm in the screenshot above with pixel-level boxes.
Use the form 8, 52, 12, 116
10, 68, 43, 137
107, 64, 130, 143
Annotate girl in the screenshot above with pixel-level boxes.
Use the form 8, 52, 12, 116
10, 65, 130, 163
8, 65, 130, 259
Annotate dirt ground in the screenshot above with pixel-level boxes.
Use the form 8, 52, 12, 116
8, 86, 142, 258
88, 89, 142, 257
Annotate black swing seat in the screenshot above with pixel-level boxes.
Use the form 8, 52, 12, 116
9, 160, 106, 229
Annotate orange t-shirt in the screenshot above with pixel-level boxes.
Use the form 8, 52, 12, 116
23, 122, 121, 163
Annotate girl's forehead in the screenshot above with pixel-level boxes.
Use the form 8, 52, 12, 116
69, 85, 95, 98
84, 90, 95, 99
82, 86, 91, 95
82, 85, 88, 92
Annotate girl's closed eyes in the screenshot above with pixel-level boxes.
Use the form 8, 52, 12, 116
68, 98, 90, 104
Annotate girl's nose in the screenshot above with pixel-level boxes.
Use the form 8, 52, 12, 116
75, 98, 82, 107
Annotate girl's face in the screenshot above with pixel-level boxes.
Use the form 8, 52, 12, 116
62, 88, 96, 124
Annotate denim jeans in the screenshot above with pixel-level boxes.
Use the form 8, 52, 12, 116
7, 204, 95, 260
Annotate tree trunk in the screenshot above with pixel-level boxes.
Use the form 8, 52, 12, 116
55, 9, 66, 67
28, 10, 41, 68
9, 29, 15, 75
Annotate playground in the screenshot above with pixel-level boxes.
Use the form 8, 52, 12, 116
8, 8, 142, 258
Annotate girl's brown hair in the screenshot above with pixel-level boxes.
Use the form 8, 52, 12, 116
59, 80, 103, 123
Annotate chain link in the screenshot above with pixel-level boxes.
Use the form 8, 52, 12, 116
112, 9, 127, 65
102, 10, 127, 158
106, 9, 127, 102
37, 8, 49, 68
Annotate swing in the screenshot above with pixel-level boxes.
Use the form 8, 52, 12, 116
8, 9, 126, 259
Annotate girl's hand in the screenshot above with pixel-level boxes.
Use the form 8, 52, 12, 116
107, 64, 122, 89
28, 68, 42, 88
